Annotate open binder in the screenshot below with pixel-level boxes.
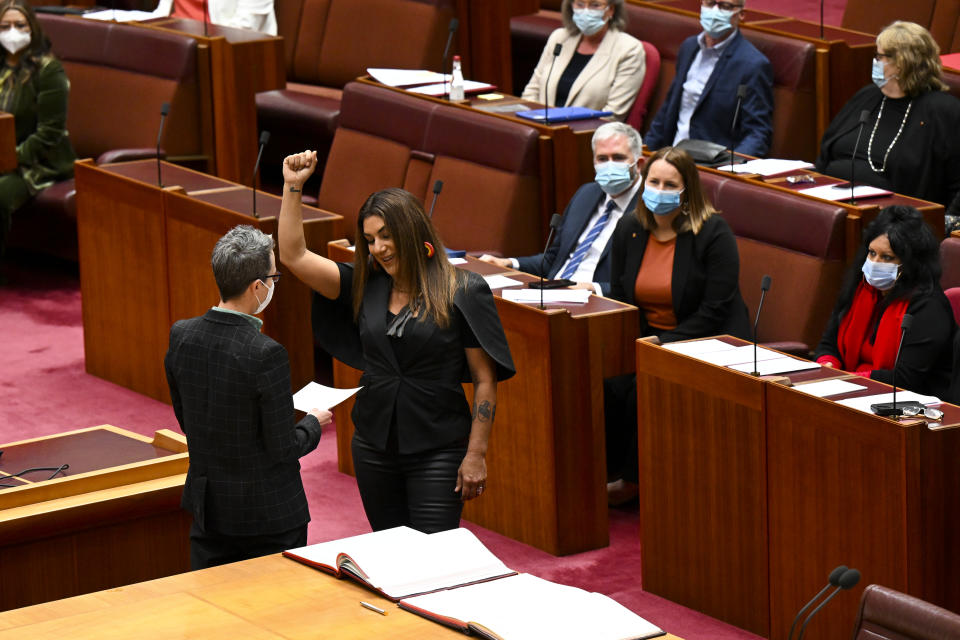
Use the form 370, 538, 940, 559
284, 527, 665, 640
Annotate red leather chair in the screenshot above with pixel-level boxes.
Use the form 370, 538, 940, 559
851, 584, 960, 640
625, 41, 661, 133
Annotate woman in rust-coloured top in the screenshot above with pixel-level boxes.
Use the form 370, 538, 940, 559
604, 146, 749, 504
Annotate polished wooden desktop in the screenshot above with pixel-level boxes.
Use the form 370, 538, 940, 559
0, 425, 190, 612
326, 242, 638, 555
0, 552, 686, 640
74, 159, 342, 403
135, 18, 285, 184
636, 337, 960, 639
0, 111, 15, 174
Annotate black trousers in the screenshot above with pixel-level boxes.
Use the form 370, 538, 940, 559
604, 373, 639, 483
189, 521, 308, 570
351, 431, 467, 534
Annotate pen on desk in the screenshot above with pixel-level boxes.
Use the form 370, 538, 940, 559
360, 601, 387, 616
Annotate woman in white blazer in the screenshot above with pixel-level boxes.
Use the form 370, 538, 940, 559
521, 0, 645, 121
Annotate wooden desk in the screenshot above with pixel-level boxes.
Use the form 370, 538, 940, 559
0, 553, 687, 640
327, 242, 638, 555
0, 425, 190, 612
636, 337, 960, 639
356, 77, 605, 233
135, 18, 285, 184
0, 111, 15, 174
75, 159, 342, 403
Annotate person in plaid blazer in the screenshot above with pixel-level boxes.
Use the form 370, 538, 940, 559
165, 225, 331, 569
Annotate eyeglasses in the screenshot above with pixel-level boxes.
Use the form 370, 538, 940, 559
900, 405, 945, 421
701, 0, 744, 10
873, 51, 893, 61
0, 21, 29, 31
260, 273, 281, 283
572, 1, 608, 10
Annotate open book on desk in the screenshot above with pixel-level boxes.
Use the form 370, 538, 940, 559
283, 526, 515, 601
400, 573, 665, 640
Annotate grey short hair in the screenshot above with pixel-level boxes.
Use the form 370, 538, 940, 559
562, 0, 627, 34
591, 122, 643, 158
211, 225, 274, 301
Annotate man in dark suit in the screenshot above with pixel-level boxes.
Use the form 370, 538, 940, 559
165, 225, 331, 569
478, 122, 643, 296
643, 0, 773, 157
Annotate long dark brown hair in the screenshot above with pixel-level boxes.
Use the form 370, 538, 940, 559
352, 188, 459, 327
0, 0, 52, 78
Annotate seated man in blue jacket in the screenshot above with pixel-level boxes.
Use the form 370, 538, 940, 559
478, 122, 642, 297
644, 0, 774, 157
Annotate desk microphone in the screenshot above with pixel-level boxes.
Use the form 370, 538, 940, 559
543, 43, 563, 125
849, 109, 870, 204
428, 179, 443, 219
535, 213, 563, 309
871, 313, 921, 416
750, 274, 772, 376
202, 0, 209, 36
156, 102, 170, 188
786, 565, 847, 640
728, 84, 747, 171
795, 568, 861, 640
441, 18, 460, 100
251, 130, 270, 219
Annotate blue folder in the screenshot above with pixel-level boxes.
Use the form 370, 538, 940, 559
515, 106, 613, 123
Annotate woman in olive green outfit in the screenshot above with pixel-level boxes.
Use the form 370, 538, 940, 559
0, 0, 75, 254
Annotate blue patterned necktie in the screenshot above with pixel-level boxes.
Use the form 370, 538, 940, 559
559, 199, 617, 280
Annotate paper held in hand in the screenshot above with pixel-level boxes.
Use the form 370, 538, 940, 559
292, 382, 361, 412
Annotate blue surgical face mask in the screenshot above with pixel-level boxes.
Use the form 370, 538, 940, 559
595, 160, 636, 196
642, 185, 684, 216
861, 258, 899, 290
872, 58, 891, 88
700, 5, 736, 38
573, 8, 607, 36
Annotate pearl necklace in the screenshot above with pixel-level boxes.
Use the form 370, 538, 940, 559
866, 96, 912, 174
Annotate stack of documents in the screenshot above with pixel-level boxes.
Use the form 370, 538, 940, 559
662, 340, 819, 375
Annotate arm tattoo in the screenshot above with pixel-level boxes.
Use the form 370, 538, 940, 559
472, 399, 496, 423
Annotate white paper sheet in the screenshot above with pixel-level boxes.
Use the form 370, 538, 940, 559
836, 391, 941, 414
728, 357, 820, 375
448, 257, 467, 265
83, 9, 157, 21
293, 382, 361, 412
366, 68, 447, 87
482, 275, 524, 289
798, 184, 892, 201
716, 158, 814, 176
407, 80, 497, 96
793, 379, 868, 398
695, 345, 783, 366
662, 338, 734, 356
500, 289, 591, 304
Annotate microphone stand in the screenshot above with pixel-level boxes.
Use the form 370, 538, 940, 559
787, 565, 847, 640
251, 131, 270, 219
848, 110, 870, 204
543, 44, 562, 125
728, 84, 747, 171
202, 0, 209, 36
441, 18, 459, 101
871, 314, 917, 416
795, 569, 861, 640
539, 213, 563, 310
428, 180, 443, 219
156, 102, 170, 188
751, 275, 772, 376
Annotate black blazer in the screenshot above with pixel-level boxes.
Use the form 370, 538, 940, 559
165, 309, 322, 536
610, 213, 750, 342
313, 265, 515, 455
516, 182, 641, 296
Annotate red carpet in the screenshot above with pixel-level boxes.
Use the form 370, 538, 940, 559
1, 251, 763, 640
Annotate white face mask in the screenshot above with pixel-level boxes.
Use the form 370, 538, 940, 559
253, 278, 275, 314
0, 28, 30, 55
